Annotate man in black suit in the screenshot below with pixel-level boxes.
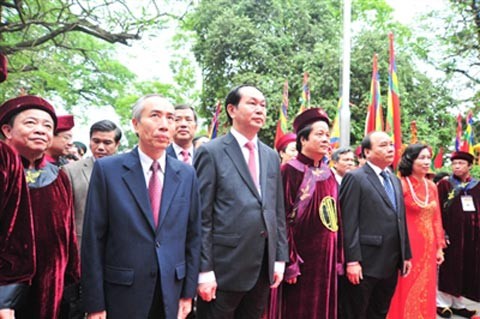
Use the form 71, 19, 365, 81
339, 131, 412, 319
194, 85, 289, 319
166, 104, 197, 165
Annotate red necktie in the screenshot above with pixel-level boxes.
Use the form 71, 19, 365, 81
181, 150, 190, 164
245, 141, 258, 187
148, 161, 162, 227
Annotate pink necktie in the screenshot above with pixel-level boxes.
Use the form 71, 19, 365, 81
148, 161, 162, 227
181, 150, 190, 164
245, 141, 258, 187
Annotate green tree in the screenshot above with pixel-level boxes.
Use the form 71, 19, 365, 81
183, 0, 456, 149
0, 0, 185, 109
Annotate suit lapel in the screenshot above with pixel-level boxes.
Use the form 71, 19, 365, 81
258, 142, 268, 201
223, 133, 261, 202
157, 157, 181, 231
363, 164, 396, 211
122, 148, 156, 233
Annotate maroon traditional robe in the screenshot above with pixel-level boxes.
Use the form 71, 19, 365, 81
16, 158, 80, 319
0, 142, 35, 286
272, 153, 342, 319
437, 175, 480, 302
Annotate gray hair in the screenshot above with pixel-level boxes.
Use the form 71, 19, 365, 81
132, 94, 171, 121
332, 147, 353, 162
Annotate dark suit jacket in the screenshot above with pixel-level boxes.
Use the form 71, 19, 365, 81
63, 156, 94, 248
193, 132, 289, 292
81, 148, 201, 319
339, 163, 411, 279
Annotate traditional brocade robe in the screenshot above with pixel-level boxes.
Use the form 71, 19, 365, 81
272, 153, 342, 319
16, 157, 80, 319
0, 142, 35, 296
387, 177, 446, 319
437, 175, 480, 302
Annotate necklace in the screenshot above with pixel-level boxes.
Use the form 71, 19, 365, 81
406, 176, 429, 208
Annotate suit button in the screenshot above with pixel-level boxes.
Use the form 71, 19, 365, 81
150, 270, 156, 277
156, 241, 161, 248
260, 231, 268, 238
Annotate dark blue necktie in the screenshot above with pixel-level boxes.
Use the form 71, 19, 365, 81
380, 171, 397, 210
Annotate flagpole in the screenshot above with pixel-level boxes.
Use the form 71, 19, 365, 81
340, 0, 351, 148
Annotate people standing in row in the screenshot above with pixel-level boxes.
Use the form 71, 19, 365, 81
63, 120, 122, 248
387, 144, 446, 319
45, 114, 75, 166
81, 94, 201, 319
60, 120, 122, 319
331, 147, 356, 185
194, 85, 288, 319
436, 151, 479, 318
274, 108, 342, 319
339, 131, 412, 319
166, 104, 197, 165
0, 54, 35, 319
0, 95, 80, 319
274, 133, 297, 165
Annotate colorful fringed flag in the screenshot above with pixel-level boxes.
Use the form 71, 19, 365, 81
365, 53, 383, 135
455, 113, 463, 151
274, 80, 289, 147
385, 33, 402, 169
330, 97, 342, 149
209, 101, 222, 139
434, 147, 444, 169
298, 72, 310, 114
461, 110, 475, 154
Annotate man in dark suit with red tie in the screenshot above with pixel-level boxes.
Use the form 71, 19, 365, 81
81, 94, 201, 319
166, 104, 197, 164
339, 131, 412, 319
194, 85, 289, 318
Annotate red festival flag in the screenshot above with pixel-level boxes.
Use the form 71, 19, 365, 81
385, 33, 402, 169
298, 72, 310, 114
274, 80, 289, 147
365, 53, 383, 135
434, 147, 444, 169
208, 101, 222, 139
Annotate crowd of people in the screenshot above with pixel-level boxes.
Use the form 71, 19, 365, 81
1, 53, 479, 319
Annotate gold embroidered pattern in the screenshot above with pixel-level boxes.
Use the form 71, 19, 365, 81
319, 196, 338, 232
25, 169, 42, 184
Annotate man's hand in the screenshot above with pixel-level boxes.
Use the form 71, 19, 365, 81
346, 262, 363, 285
270, 271, 284, 288
87, 310, 107, 319
401, 260, 412, 277
0, 308, 14, 319
177, 298, 192, 319
197, 281, 217, 302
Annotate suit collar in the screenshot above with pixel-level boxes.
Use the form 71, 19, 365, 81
122, 148, 183, 233
157, 157, 181, 230
363, 164, 398, 212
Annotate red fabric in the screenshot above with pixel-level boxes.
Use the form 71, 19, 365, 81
387, 177, 445, 319
434, 147, 444, 169
17, 168, 80, 319
0, 141, 35, 285
269, 153, 341, 319
437, 177, 480, 301
0, 54, 7, 83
